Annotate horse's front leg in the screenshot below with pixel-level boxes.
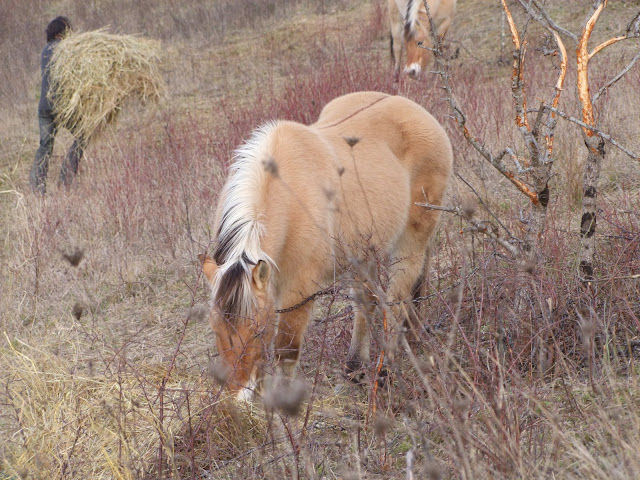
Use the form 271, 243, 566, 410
274, 302, 313, 378
388, 0, 404, 80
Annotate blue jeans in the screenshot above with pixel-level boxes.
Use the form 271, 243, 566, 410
30, 110, 84, 194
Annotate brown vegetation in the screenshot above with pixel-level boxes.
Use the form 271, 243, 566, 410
1, 0, 639, 478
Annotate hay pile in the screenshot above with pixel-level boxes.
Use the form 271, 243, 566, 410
0, 335, 267, 478
48, 29, 165, 142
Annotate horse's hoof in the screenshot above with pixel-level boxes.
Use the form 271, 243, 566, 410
376, 366, 390, 387
344, 359, 366, 384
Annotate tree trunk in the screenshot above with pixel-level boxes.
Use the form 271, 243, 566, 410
578, 135, 605, 280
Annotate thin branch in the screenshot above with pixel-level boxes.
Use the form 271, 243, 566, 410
503, 0, 521, 50
414, 202, 458, 214
542, 104, 640, 160
416, 201, 520, 256
517, 0, 578, 42
544, 31, 568, 156
515, 0, 568, 162
456, 173, 515, 239
626, 10, 640, 36
506, 147, 532, 172
589, 273, 640, 282
593, 50, 640, 103
589, 10, 640, 58
502, 0, 532, 135
590, 35, 626, 59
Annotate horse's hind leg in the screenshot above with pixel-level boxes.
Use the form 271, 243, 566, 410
345, 285, 376, 383
409, 243, 433, 338
385, 224, 438, 360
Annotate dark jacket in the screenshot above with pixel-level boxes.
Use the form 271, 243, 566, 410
38, 40, 59, 113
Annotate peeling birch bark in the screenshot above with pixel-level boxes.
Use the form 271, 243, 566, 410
578, 136, 605, 280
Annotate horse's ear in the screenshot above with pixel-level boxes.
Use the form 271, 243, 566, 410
198, 254, 218, 284
251, 260, 271, 292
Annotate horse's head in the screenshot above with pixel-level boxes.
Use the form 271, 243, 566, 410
404, 18, 432, 79
200, 254, 273, 400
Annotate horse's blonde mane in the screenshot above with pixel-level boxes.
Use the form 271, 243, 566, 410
405, 0, 421, 31
212, 122, 277, 321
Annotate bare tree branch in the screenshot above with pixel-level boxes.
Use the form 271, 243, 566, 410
626, 10, 640, 36
543, 31, 568, 157
589, 9, 640, 58
416, 201, 520, 257
590, 34, 626, 59
541, 105, 640, 160
502, 0, 532, 134
577, 1, 605, 133
505, 147, 532, 173
593, 50, 640, 103
421, 0, 541, 205
517, 0, 578, 42
456, 173, 514, 238
522, 1, 638, 158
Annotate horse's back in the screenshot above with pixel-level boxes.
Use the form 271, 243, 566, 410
315, 91, 390, 127
312, 92, 452, 253
315, 92, 452, 180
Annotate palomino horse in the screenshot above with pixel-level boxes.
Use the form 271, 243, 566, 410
201, 92, 453, 399
389, 0, 457, 79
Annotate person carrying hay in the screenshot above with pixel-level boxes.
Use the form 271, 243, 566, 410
30, 20, 165, 194
30, 16, 84, 194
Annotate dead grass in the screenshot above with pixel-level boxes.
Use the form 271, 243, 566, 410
1, 0, 640, 478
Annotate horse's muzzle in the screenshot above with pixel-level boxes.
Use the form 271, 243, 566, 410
405, 64, 422, 79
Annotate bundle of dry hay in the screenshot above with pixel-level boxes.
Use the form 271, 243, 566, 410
48, 29, 165, 142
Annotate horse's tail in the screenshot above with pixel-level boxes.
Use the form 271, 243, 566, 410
211, 123, 277, 321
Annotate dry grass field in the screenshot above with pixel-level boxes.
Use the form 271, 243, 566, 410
1, 0, 640, 478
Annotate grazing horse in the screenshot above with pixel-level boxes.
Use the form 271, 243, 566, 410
389, 0, 457, 79
201, 92, 453, 400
